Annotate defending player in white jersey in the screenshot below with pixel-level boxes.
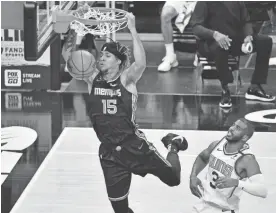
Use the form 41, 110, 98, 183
189, 118, 267, 213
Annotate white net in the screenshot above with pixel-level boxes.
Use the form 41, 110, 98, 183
70, 5, 128, 36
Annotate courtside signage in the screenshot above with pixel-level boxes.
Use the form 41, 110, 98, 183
1, 126, 37, 185
5, 93, 22, 110
4, 69, 22, 87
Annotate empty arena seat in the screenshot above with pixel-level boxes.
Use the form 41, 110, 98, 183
172, 21, 197, 53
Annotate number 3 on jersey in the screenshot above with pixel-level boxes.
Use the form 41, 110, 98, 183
102, 99, 117, 114
210, 171, 219, 189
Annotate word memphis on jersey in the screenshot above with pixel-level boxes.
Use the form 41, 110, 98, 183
94, 88, 122, 97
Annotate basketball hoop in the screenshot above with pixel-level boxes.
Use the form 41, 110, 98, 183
53, 4, 128, 36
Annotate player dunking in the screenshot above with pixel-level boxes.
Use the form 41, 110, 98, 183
189, 118, 267, 213
62, 13, 188, 213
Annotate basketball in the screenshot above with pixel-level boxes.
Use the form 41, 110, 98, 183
67, 50, 96, 80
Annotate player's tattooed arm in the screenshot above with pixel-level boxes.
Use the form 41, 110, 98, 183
62, 29, 80, 62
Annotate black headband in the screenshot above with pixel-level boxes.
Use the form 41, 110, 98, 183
101, 42, 127, 62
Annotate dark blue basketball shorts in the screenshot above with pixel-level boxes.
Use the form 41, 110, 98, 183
99, 132, 173, 202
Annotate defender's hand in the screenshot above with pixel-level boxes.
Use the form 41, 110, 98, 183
190, 176, 203, 198
215, 177, 239, 189
213, 31, 232, 50
126, 12, 136, 32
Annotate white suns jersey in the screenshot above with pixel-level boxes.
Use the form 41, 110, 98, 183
202, 137, 253, 211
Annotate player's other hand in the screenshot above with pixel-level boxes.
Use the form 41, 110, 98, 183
213, 31, 232, 50
190, 176, 203, 198
126, 13, 136, 32
215, 177, 239, 189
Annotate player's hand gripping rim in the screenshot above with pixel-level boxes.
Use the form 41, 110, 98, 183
125, 12, 136, 32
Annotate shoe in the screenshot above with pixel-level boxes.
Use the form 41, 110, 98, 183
219, 90, 232, 108
161, 133, 188, 151
245, 86, 275, 102
158, 54, 179, 72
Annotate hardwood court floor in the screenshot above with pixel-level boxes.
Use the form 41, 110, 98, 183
9, 128, 276, 213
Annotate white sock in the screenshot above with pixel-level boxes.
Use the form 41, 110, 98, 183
165, 43, 175, 57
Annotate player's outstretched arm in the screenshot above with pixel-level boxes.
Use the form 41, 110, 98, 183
124, 13, 146, 84
62, 2, 91, 62
237, 155, 268, 198
62, 29, 81, 62
62, 29, 77, 62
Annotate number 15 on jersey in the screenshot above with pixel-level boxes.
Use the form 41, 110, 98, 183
102, 99, 117, 114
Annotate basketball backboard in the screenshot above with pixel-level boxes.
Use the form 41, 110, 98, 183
24, 1, 76, 61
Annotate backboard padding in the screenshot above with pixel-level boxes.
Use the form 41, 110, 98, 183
1, 2, 24, 30
24, 1, 76, 61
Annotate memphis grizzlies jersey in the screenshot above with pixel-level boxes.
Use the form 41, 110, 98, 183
87, 73, 139, 145
202, 137, 253, 211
